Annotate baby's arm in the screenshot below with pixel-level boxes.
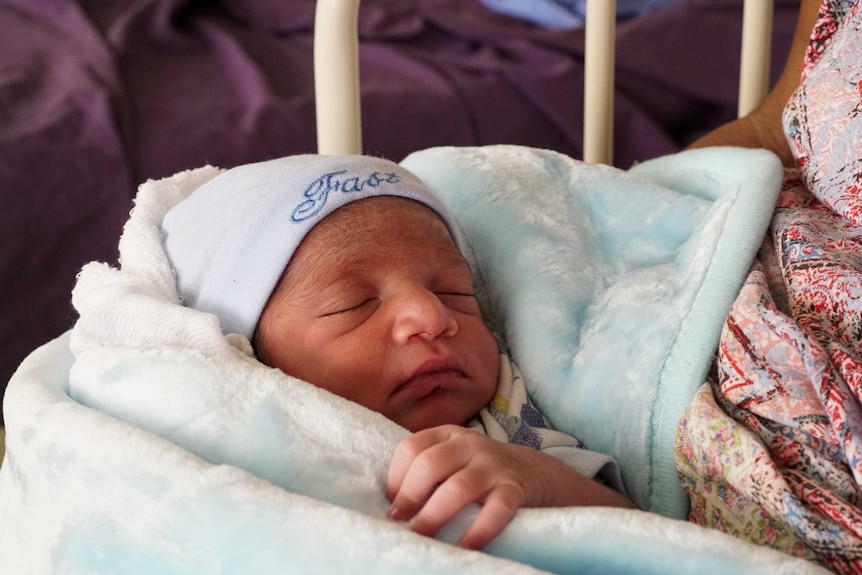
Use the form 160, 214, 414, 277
386, 425, 636, 551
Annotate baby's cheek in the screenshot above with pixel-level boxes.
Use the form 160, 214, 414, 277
322, 350, 384, 404
476, 326, 502, 395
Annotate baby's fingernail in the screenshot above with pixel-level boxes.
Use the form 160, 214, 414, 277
387, 505, 404, 521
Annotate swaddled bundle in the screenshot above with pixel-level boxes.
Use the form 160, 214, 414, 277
0, 144, 826, 574
157, 153, 628, 526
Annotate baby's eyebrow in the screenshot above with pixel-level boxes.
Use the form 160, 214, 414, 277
277, 256, 340, 301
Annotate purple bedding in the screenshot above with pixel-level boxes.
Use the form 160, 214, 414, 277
0, 0, 801, 420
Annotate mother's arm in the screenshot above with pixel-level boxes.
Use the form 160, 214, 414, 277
687, 0, 821, 167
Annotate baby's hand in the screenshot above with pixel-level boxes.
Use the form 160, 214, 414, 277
386, 425, 535, 550
386, 425, 634, 550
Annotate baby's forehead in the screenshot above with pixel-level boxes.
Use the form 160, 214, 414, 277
308, 195, 453, 244
284, 196, 464, 279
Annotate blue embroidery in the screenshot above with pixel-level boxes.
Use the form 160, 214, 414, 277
290, 169, 401, 223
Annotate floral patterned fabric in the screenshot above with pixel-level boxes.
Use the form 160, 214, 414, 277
675, 1, 862, 573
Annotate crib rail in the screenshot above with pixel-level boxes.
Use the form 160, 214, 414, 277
584, 0, 774, 165
583, 0, 616, 165
739, 0, 774, 117
313, 0, 776, 163
314, 0, 363, 155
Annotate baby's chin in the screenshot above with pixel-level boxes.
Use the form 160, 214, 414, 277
389, 391, 481, 433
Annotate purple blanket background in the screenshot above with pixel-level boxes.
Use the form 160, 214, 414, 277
0, 0, 800, 420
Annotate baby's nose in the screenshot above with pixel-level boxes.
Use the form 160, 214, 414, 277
391, 288, 458, 343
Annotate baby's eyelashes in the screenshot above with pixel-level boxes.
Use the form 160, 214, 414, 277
318, 290, 479, 321
320, 298, 378, 317
435, 292, 481, 315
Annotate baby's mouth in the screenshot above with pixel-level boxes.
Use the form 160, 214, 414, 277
394, 360, 464, 399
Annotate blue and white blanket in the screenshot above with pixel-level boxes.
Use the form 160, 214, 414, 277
0, 145, 827, 574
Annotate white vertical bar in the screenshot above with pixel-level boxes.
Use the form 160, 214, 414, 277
738, 0, 773, 117
314, 0, 363, 155
584, 0, 616, 165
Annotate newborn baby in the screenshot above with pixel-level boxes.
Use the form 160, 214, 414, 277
161, 154, 633, 549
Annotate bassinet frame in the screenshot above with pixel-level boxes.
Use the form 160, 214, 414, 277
313, 0, 776, 164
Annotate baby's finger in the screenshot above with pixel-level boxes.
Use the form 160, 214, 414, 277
456, 486, 522, 551
387, 426, 458, 501
407, 467, 491, 539
388, 437, 473, 521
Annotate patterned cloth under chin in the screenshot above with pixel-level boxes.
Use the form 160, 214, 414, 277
469, 338, 626, 493
469, 336, 587, 452
675, 2, 862, 573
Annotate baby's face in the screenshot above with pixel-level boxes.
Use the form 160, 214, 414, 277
256, 197, 500, 432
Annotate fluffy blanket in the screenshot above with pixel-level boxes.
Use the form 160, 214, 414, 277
0, 145, 827, 574
402, 145, 781, 516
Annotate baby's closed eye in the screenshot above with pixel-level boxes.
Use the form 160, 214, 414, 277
321, 297, 379, 317
435, 292, 481, 315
